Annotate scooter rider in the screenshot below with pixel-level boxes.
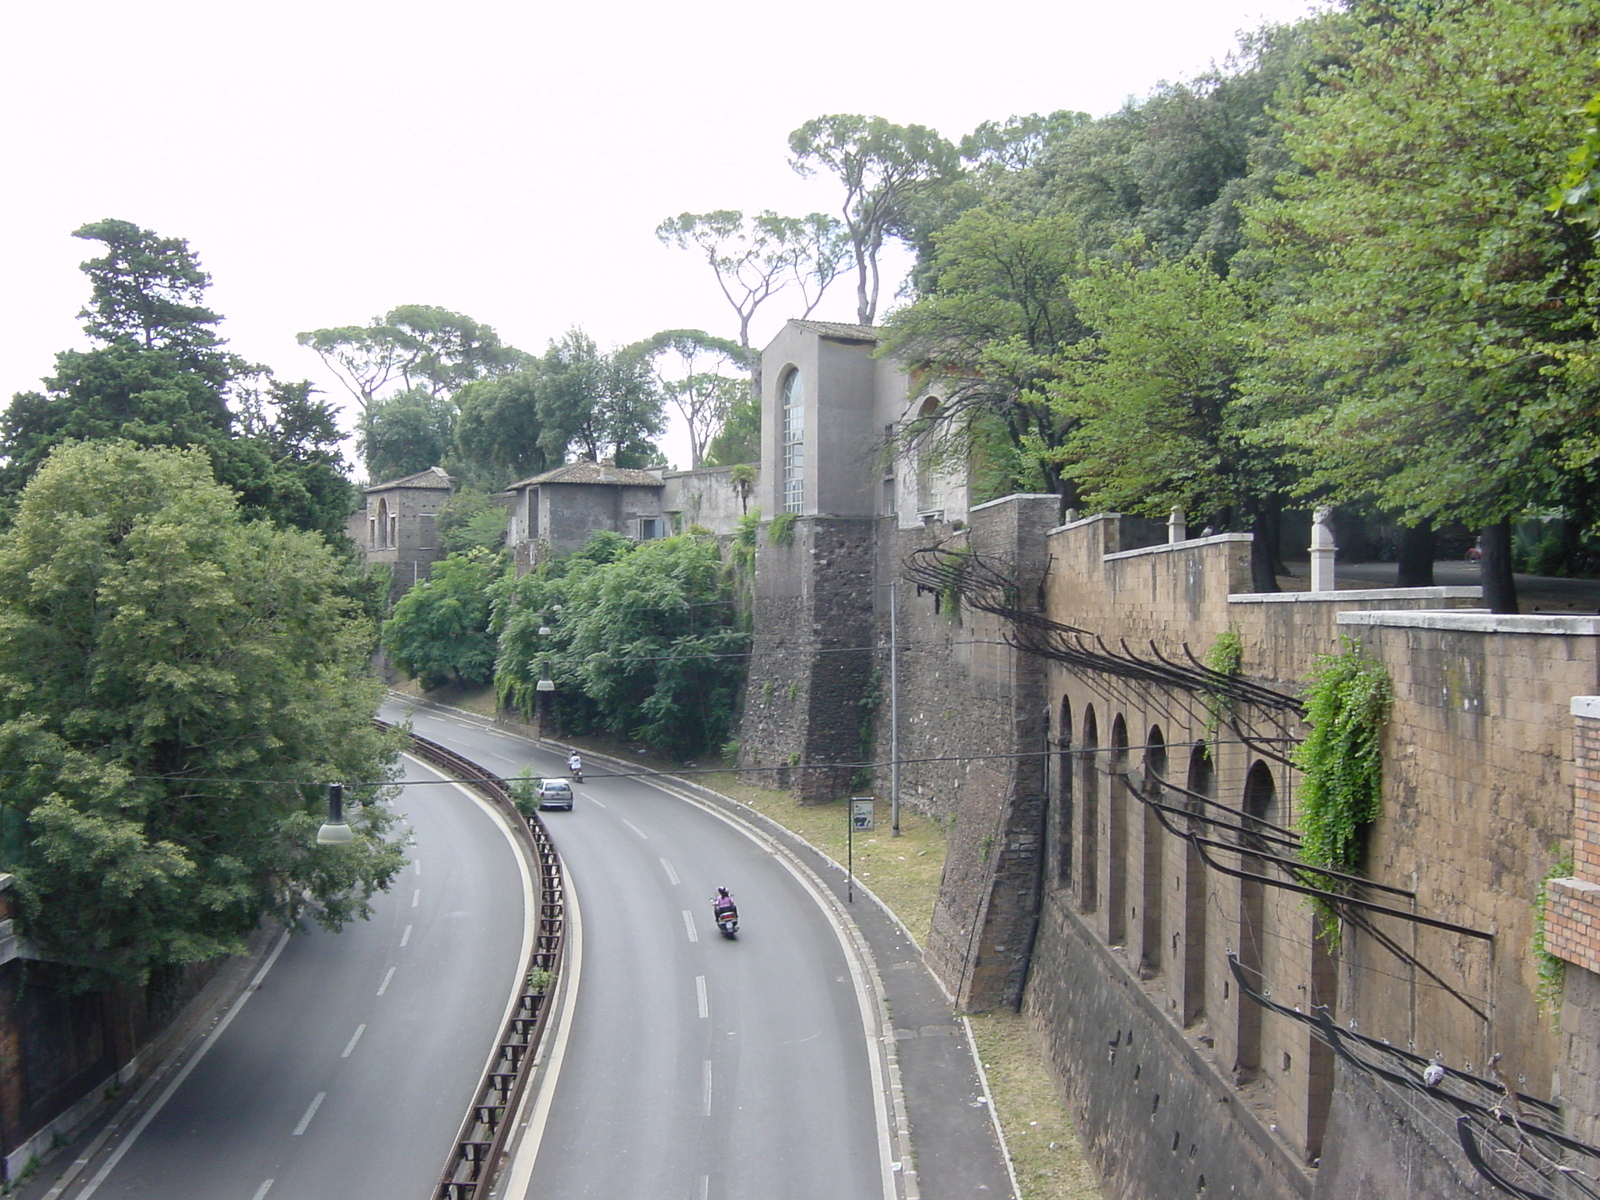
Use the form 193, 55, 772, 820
568, 751, 582, 782
713, 887, 737, 919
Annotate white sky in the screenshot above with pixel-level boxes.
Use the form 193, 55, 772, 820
1, 0, 1325, 472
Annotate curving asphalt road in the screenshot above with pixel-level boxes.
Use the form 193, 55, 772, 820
47, 755, 529, 1200
383, 701, 895, 1200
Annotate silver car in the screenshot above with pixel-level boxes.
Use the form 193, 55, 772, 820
537, 778, 574, 811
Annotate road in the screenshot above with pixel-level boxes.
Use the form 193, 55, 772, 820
58, 755, 529, 1200
385, 701, 894, 1200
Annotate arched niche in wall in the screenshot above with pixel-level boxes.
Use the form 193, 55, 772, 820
1108, 714, 1130, 945
1235, 760, 1278, 1084
1078, 705, 1099, 913
1140, 726, 1168, 977
1055, 696, 1073, 888
1181, 744, 1214, 1026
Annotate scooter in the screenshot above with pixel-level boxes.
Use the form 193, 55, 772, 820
567, 755, 583, 784
712, 895, 739, 938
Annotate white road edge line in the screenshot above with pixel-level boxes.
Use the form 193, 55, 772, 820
376, 967, 396, 996
696, 975, 708, 1019
68, 929, 293, 1200
341, 1024, 367, 1058
665, 789, 902, 1200
682, 909, 699, 943
422, 756, 540, 1117
250, 1180, 274, 1200
661, 857, 680, 886
498, 871, 584, 1195
292, 1091, 325, 1136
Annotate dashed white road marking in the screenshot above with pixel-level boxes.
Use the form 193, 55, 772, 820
400, 924, 413, 947
411, 888, 420, 907
682, 910, 699, 943
622, 818, 648, 840
292, 1092, 326, 1136
696, 975, 708, 1019
702, 1060, 713, 1116
250, 1181, 274, 1200
341, 1024, 366, 1058
661, 857, 680, 886
377, 967, 396, 996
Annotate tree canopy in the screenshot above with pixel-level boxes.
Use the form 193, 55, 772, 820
0, 442, 402, 985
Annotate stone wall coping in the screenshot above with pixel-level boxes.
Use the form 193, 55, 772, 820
1048, 512, 1124, 534
1337, 610, 1600, 635
1231, 587, 1482, 605
1574, 696, 1600, 718
1103, 533, 1254, 562
969, 492, 1059, 515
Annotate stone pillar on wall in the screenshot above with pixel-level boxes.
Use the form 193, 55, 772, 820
1546, 697, 1600, 1142
736, 517, 877, 804
1309, 506, 1336, 593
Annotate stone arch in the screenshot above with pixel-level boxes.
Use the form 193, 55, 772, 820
1108, 714, 1129, 945
1140, 726, 1168, 977
1181, 744, 1214, 1025
1235, 760, 1277, 1083
1055, 696, 1074, 887
1078, 705, 1099, 913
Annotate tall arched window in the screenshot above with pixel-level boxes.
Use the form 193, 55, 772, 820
1235, 760, 1277, 1084
1056, 697, 1074, 888
1078, 707, 1099, 913
780, 368, 804, 514
1182, 745, 1214, 1026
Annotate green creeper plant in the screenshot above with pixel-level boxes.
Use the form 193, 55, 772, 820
1202, 627, 1243, 734
1534, 848, 1574, 1026
1293, 638, 1393, 892
769, 511, 798, 546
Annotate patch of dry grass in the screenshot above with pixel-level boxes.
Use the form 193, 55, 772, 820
390, 678, 500, 719
968, 1011, 1105, 1200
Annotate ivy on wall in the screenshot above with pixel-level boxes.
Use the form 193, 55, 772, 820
768, 511, 797, 546
1202, 627, 1243, 734
1293, 637, 1394, 879
937, 544, 970, 622
1534, 848, 1574, 1027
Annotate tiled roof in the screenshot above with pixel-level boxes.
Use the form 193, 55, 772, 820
791, 319, 880, 343
365, 466, 453, 492
507, 461, 665, 489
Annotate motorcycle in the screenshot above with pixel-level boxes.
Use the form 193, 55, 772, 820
712, 892, 739, 938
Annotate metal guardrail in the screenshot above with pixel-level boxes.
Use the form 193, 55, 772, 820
379, 721, 565, 1200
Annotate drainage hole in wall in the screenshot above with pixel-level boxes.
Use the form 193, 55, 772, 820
1171, 1130, 1181, 1152
1196, 1174, 1206, 1196
1151, 1092, 1161, 1115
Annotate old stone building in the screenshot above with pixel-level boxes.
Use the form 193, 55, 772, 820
740, 317, 1600, 1198
348, 465, 453, 599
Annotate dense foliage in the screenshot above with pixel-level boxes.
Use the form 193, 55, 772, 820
0, 443, 403, 986
381, 549, 503, 689
1, 221, 357, 541
493, 532, 748, 756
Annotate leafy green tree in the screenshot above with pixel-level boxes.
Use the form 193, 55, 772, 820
0, 441, 402, 985
1244, 0, 1600, 611
655, 211, 845, 375
358, 387, 454, 483
1, 221, 358, 544
536, 330, 664, 467
880, 206, 1091, 503
642, 330, 748, 468
452, 368, 549, 486
789, 115, 964, 324
1054, 253, 1287, 591
437, 488, 510, 554
297, 305, 527, 412
701, 391, 760, 467
496, 533, 745, 755
381, 549, 503, 689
